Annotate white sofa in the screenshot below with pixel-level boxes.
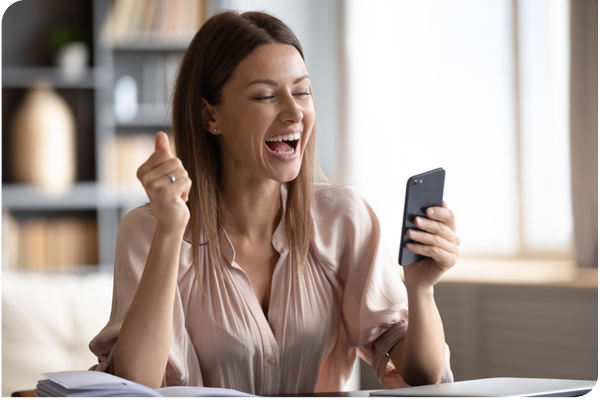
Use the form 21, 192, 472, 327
2, 271, 114, 396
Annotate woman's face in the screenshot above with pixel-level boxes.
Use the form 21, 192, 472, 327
208, 43, 315, 184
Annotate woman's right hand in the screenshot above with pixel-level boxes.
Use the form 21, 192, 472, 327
136, 131, 192, 233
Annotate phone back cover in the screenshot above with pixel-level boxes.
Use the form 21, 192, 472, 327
399, 168, 445, 266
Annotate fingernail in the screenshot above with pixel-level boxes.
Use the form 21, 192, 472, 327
428, 208, 435, 216
415, 217, 421, 224
407, 243, 414, 249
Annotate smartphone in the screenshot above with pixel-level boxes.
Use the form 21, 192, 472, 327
398, 168, 445, 266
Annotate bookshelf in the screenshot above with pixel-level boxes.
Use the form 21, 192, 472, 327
2, 0, 206, 273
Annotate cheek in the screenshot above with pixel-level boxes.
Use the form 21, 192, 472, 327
221, 111, 257, 146
230, 106, 275, 133
305, 107, 316, 126
302, 107, 316, 143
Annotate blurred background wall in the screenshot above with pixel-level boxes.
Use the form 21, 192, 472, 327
1, 0, 597, 396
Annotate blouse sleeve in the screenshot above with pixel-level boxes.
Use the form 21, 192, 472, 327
314, 185, 453, 388
88, 205, 202, 387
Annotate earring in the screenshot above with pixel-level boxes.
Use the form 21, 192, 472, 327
213, 128, 217, 133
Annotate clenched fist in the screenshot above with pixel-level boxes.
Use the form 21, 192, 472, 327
136, 132, 192, 233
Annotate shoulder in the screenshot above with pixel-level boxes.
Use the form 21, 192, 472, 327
115, 204, 158, 253
311, 184, 385, 281
118, 204, 157, 234
313, 183, 377, 229
312, 183, 380, 256
121, 203, 156, 225
115, 204, 195, 282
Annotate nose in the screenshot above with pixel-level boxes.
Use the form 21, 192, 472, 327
278, 92, 303, 124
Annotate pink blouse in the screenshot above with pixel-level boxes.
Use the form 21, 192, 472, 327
89, 184, 453, 394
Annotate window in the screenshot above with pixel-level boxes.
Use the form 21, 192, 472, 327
345, 0, 571, 258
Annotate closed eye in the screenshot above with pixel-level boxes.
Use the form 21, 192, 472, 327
255, 93, 309, 101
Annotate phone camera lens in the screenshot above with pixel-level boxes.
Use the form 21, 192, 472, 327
411, 179, 418, 187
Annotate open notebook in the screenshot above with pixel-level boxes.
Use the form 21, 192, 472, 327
370, 377, 596, 397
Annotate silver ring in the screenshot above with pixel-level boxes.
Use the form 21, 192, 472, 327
167, 173, 176, 183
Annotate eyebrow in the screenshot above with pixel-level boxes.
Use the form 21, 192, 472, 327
245, 75, 310, 88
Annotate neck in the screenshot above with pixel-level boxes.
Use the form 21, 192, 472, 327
220, 171, 282, 241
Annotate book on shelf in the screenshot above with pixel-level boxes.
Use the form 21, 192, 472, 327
101, 0, 205, 45
101, 132, 176, 187
36, 370, 256, 397
3, 213, 98, 271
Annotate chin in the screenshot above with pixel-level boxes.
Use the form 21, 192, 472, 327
270, 164, 302, 183
261, 152, 302, 183
276, 170, 301, 183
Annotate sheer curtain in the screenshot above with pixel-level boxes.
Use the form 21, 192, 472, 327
344, 0, 572, 258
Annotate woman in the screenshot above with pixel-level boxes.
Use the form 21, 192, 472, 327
90, 11, 460, 395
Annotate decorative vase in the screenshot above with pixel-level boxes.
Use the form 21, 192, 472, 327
10, 81, 76, 193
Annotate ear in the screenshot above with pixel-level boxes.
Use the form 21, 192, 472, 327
201, 97, 219, 134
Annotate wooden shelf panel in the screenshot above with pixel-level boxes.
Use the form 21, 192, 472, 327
2, 67, 100, 89
2, 182, 148, 210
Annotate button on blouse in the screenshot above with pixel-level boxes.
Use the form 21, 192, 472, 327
89, 184, 453, 395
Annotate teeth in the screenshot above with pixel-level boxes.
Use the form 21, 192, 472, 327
266, 133, 301, 142
276, 149, 294, 155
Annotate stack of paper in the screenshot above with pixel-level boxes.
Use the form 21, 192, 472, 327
36, 371, 256, 397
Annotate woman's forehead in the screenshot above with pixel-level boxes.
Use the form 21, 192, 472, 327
228, 43, 309, 87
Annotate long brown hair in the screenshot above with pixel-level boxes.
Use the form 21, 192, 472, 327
171, 11, 317, 281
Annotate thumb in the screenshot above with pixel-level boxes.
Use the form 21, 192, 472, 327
155, 131, 170, 152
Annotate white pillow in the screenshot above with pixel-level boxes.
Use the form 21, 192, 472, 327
2, 271, 113, 396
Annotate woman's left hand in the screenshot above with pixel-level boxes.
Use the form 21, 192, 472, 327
403, 201, 460, 291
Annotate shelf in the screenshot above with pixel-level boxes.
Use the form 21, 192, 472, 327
2, 182, 148, 210
4, 264, 115, 275
105, 42, 191, 52
116, 113, 172, 128
2, 67, 103, 89
100, 103, 172, 128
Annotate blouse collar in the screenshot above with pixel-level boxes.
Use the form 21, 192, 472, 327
271, 184, 289, 254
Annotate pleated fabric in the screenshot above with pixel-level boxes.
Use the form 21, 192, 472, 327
88, 184, 453, 395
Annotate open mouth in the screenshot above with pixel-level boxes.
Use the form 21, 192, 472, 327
265, 133, 300, 156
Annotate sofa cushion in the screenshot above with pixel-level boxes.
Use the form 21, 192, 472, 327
2, 271, 113, 396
